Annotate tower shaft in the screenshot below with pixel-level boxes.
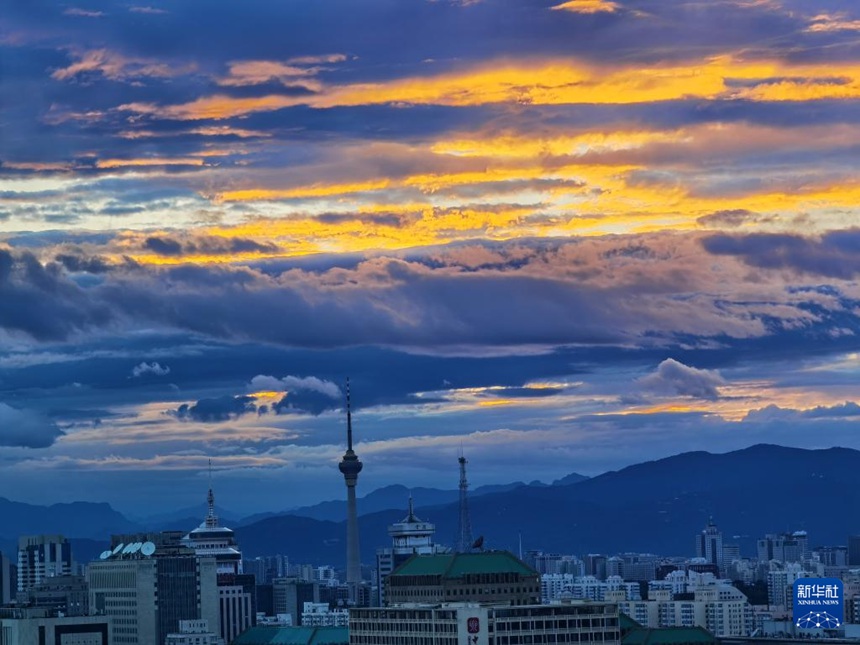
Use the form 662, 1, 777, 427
456, 455, 474, 553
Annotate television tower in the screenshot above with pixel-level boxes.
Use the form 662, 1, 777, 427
338, 379, 363, 585
456, 452, 474, 553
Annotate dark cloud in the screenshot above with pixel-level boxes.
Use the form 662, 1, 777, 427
144, 235, 279, 257
0, 404, 64, 448
172, 395, 256, 422
703, 229, 860, 279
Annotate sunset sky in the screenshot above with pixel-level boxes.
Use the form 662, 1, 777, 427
2, 0, 860, 516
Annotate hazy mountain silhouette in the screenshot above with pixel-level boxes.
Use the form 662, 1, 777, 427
234, 445, 860, 565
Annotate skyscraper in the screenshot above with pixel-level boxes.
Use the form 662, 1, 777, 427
182, 468, 254, 644
338, 379, 363, 586
694, 517, 723, 571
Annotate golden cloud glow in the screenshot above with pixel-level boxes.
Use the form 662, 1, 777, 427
551, 0, 619, 13
119, 55, 860, 121
95, 157, 205, 169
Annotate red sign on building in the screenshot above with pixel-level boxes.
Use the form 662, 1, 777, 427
467, 617, 480, 634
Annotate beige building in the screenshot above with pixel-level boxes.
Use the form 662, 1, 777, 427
350, 601, 620, 645
0, 607, 109, 645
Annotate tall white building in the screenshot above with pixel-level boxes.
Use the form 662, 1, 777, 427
17, 535, 72, 596
541, 574, 641, 603
766, 562, 808, 609
182, 477, 255, 644
375, 497, 447, 605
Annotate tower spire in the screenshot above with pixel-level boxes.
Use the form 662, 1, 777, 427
346, 377, 353, 452
456, 453, 474, 553
205, 458, 218, 528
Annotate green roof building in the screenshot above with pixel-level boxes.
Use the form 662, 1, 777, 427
232, 625, 348, 645
385, 551, 541, 606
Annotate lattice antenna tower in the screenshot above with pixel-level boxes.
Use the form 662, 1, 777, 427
456, 449, 474, 553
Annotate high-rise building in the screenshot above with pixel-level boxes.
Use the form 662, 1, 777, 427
87, 531, 220, 645
695, 518, 723, 571
385, 551, 541, 606
584, 554, 608, 580
0, 552, 16, 605
376, 497, 448, 606
757, 532, 807, 564
272, 577, 319, 626
17, 535, 72, 596
338, 379, 363, 589
182, 471, 255, 644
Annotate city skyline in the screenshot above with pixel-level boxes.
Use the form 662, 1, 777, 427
2, 0, 860, 513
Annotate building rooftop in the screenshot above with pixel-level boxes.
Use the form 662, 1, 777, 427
232, 626, 348, 645
622, 627, 717, 645
391, 550, 538, 578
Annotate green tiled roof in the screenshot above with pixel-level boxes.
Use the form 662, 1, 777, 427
620, 614, 644, 631
622, 627, 717, 645
232, 626, 349, 645
391, 551, 538, 578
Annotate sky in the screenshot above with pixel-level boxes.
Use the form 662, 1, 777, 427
1, 0, 860, 517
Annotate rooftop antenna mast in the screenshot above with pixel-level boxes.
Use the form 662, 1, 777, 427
456, 449, 474, 553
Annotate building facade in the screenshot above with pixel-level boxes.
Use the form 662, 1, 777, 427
17, 535, 72, 596
87, 533, 220, 645
0, 607, 109, 645
694, 519, 723, 572
376, 497, 448, 606
350, 602, 620, 645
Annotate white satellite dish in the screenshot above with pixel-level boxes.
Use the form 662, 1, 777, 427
141, 541, 156, 557
99, 551, 112, 560
127, 542, 141, 555
122, 543, 135, 554
112, 543, 125, 555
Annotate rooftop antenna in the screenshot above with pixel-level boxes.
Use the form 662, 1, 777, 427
346, 378, 353, 452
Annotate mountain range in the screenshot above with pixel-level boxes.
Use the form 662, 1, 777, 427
4, 444, 860, 568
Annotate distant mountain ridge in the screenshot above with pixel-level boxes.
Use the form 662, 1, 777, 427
233, 444, 860, 565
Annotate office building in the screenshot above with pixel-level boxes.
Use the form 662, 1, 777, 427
0, 552, 16, 605
301, 602, 349, 627
541, 574, 641, 603
165, 619, 225, 645
0, 607, 109, 645
22, 574, 88, 616
385, 551, 541, 606
87, 531, 220, 645
375, 496, 447, 606
17, 535, 72, 596
350, 601, 620, 645
757, 532, 808, 564
585, 554, 608, 580
694, 518, 723, 572
273, 577, 320, 626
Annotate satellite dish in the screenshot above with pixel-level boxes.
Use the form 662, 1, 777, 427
127, 542, 141, 555
99, 551, 112, 560
141, 542, 156, 557
112, 543, 125, 555
122, 543, 136, 554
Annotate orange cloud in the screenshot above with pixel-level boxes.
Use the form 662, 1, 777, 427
117, 55, 860, 121
551, 0, 619, 13
95, 157, 205, 169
